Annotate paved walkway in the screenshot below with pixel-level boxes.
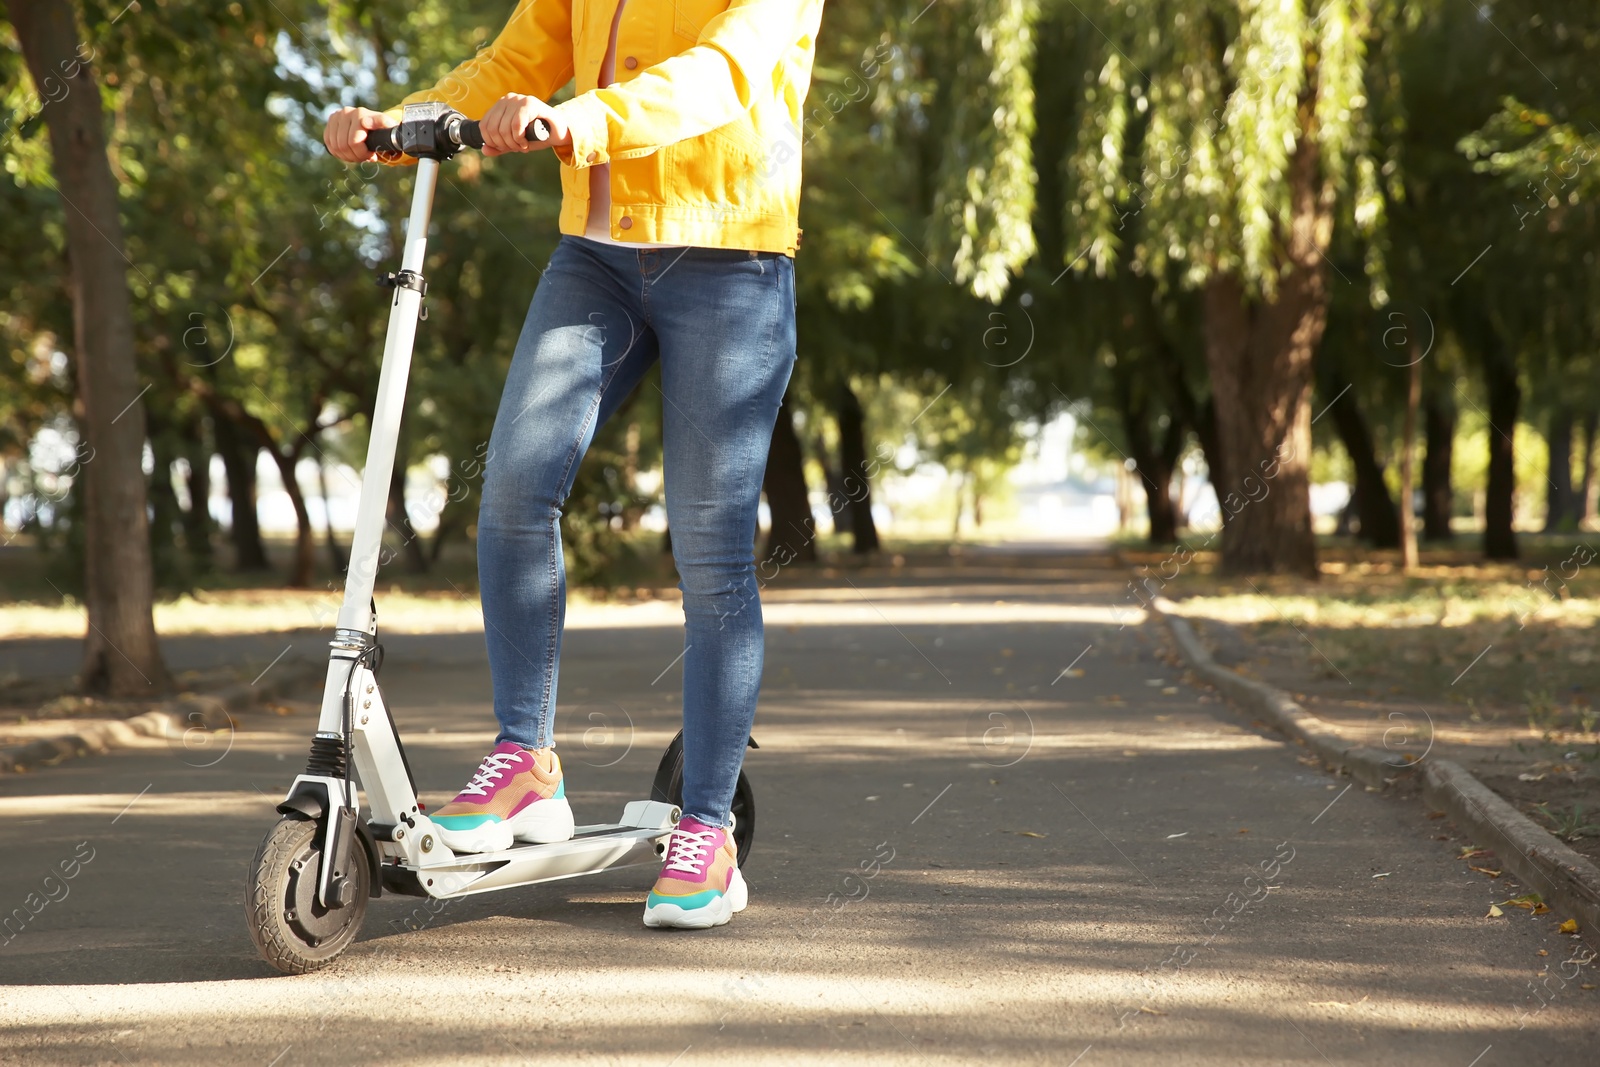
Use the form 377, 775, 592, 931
0, 558, 1592, 1064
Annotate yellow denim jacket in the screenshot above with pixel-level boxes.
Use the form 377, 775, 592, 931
396, 0, 824, 255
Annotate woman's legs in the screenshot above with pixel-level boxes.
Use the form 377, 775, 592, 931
476, 238, 659, 749
473, 238, 794, 846
647, 248, 797, 827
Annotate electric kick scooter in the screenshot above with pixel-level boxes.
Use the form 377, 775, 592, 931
246, 103, 757, 974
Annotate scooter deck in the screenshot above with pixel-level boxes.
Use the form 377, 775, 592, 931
402, 803, 677, 899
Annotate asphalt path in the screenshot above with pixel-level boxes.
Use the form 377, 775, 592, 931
0, 562, 1593, 1064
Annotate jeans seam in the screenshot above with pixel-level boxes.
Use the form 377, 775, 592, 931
534, 325, 634, 749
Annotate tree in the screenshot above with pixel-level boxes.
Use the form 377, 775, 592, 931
10, 0, 170, 695
1059, 0, 1405, 575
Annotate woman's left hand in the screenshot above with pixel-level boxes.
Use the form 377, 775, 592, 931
480, 93, 571, 155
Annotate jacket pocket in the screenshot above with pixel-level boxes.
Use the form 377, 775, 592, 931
667, 118, 768, 208
672, 0, 729, 44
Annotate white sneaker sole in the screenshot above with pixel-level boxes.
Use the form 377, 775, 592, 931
643, 868, 748, 929
435, 798, 575, 854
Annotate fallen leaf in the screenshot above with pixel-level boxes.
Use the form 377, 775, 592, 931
1005, 830, 1047, 838
1487, 905, 1505, 918
1122, 749, 1141, 757
1138, 1006, 1167, 1016
1559, 919, 1580, 934
1538, 949, 1549, 956
1469, 865, 1503, 878
1161, 687, 1179, 695
1518, 773, 1547, 782
1583, 984, 1597, 991
1238, 828, 1251, 834
1064, 668, 1086, 679
1497, 894, 1549, 914
1427, 811, 1448, 820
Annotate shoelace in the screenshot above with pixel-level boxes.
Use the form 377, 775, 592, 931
458, 752, 522, 797
663, 827, 721, 876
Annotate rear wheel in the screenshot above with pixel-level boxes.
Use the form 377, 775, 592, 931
650, 730, 756, 866
246, 815, 368, 974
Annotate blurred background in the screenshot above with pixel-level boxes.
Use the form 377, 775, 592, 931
1, 0, 1596, 734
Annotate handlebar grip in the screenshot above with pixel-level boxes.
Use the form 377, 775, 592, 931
364, 125, 399, 155
456, 118, 552, 150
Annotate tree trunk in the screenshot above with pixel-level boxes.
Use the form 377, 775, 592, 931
952, 471, 967, 540
1200, 134, 1329, 576
13, 0, 170, 695
1115, 368, 1184, 545
1398, 360, 1421, 571
387, 433, 428, 574
1579, 410, 1599, 527
1422, 397, 1455, 542
214, 416, 269, 570
267, 450, 316, 588
1482, 351, 1520, 560
1190, 398, 1224, 519
835, 384, 880, 554
815, 433, 847, 537
1326, 383, 1400, 548
178, 415, 214, 573
1543, 406, 1576, 533
317, 454, 346, 575
761, 391, 817, 567
147, 423, 184, 587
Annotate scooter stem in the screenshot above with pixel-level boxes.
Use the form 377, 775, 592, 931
336, 157, 440, 635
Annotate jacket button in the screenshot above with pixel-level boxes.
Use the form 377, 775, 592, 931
619, 216, 633, 230
586, 151, 598, 164
624, 56, 638, 70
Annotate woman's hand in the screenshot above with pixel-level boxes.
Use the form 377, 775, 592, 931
480, 93, 571, 155
324, 106, 398, 163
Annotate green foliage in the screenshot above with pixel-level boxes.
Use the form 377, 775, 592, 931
1059, 0, 1395, 296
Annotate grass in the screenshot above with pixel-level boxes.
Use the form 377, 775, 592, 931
1532, 803, 1600, 843
1131, 537, 1600, 715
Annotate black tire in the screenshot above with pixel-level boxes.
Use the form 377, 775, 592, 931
246, 815, 368, 974
649, 730, 756, 866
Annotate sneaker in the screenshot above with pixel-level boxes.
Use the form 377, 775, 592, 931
429, 742, 575, 853
642, 816, 747, 929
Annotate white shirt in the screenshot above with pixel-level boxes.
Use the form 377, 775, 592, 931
582, 0, 678, 248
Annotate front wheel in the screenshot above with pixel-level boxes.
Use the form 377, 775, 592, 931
246, 815, 368, 974
650, 730, 756, 866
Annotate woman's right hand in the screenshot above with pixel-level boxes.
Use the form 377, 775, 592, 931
324, 106, 398, 163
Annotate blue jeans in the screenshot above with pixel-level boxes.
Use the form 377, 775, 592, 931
476, 236, 796, 827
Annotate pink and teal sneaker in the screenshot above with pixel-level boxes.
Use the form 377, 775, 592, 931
429, 743, 575, 854
642, 815, 747, 929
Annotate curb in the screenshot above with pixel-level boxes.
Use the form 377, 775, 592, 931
1149, 594, 1600, 947
1148, 596, 1409, 790
1422, 759, 1600, 945
0, 660, 323, 775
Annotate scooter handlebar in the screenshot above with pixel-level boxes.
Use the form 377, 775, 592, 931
360, 116, 550, 157
363, 124, 400, 155
452, 118, 552, 151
